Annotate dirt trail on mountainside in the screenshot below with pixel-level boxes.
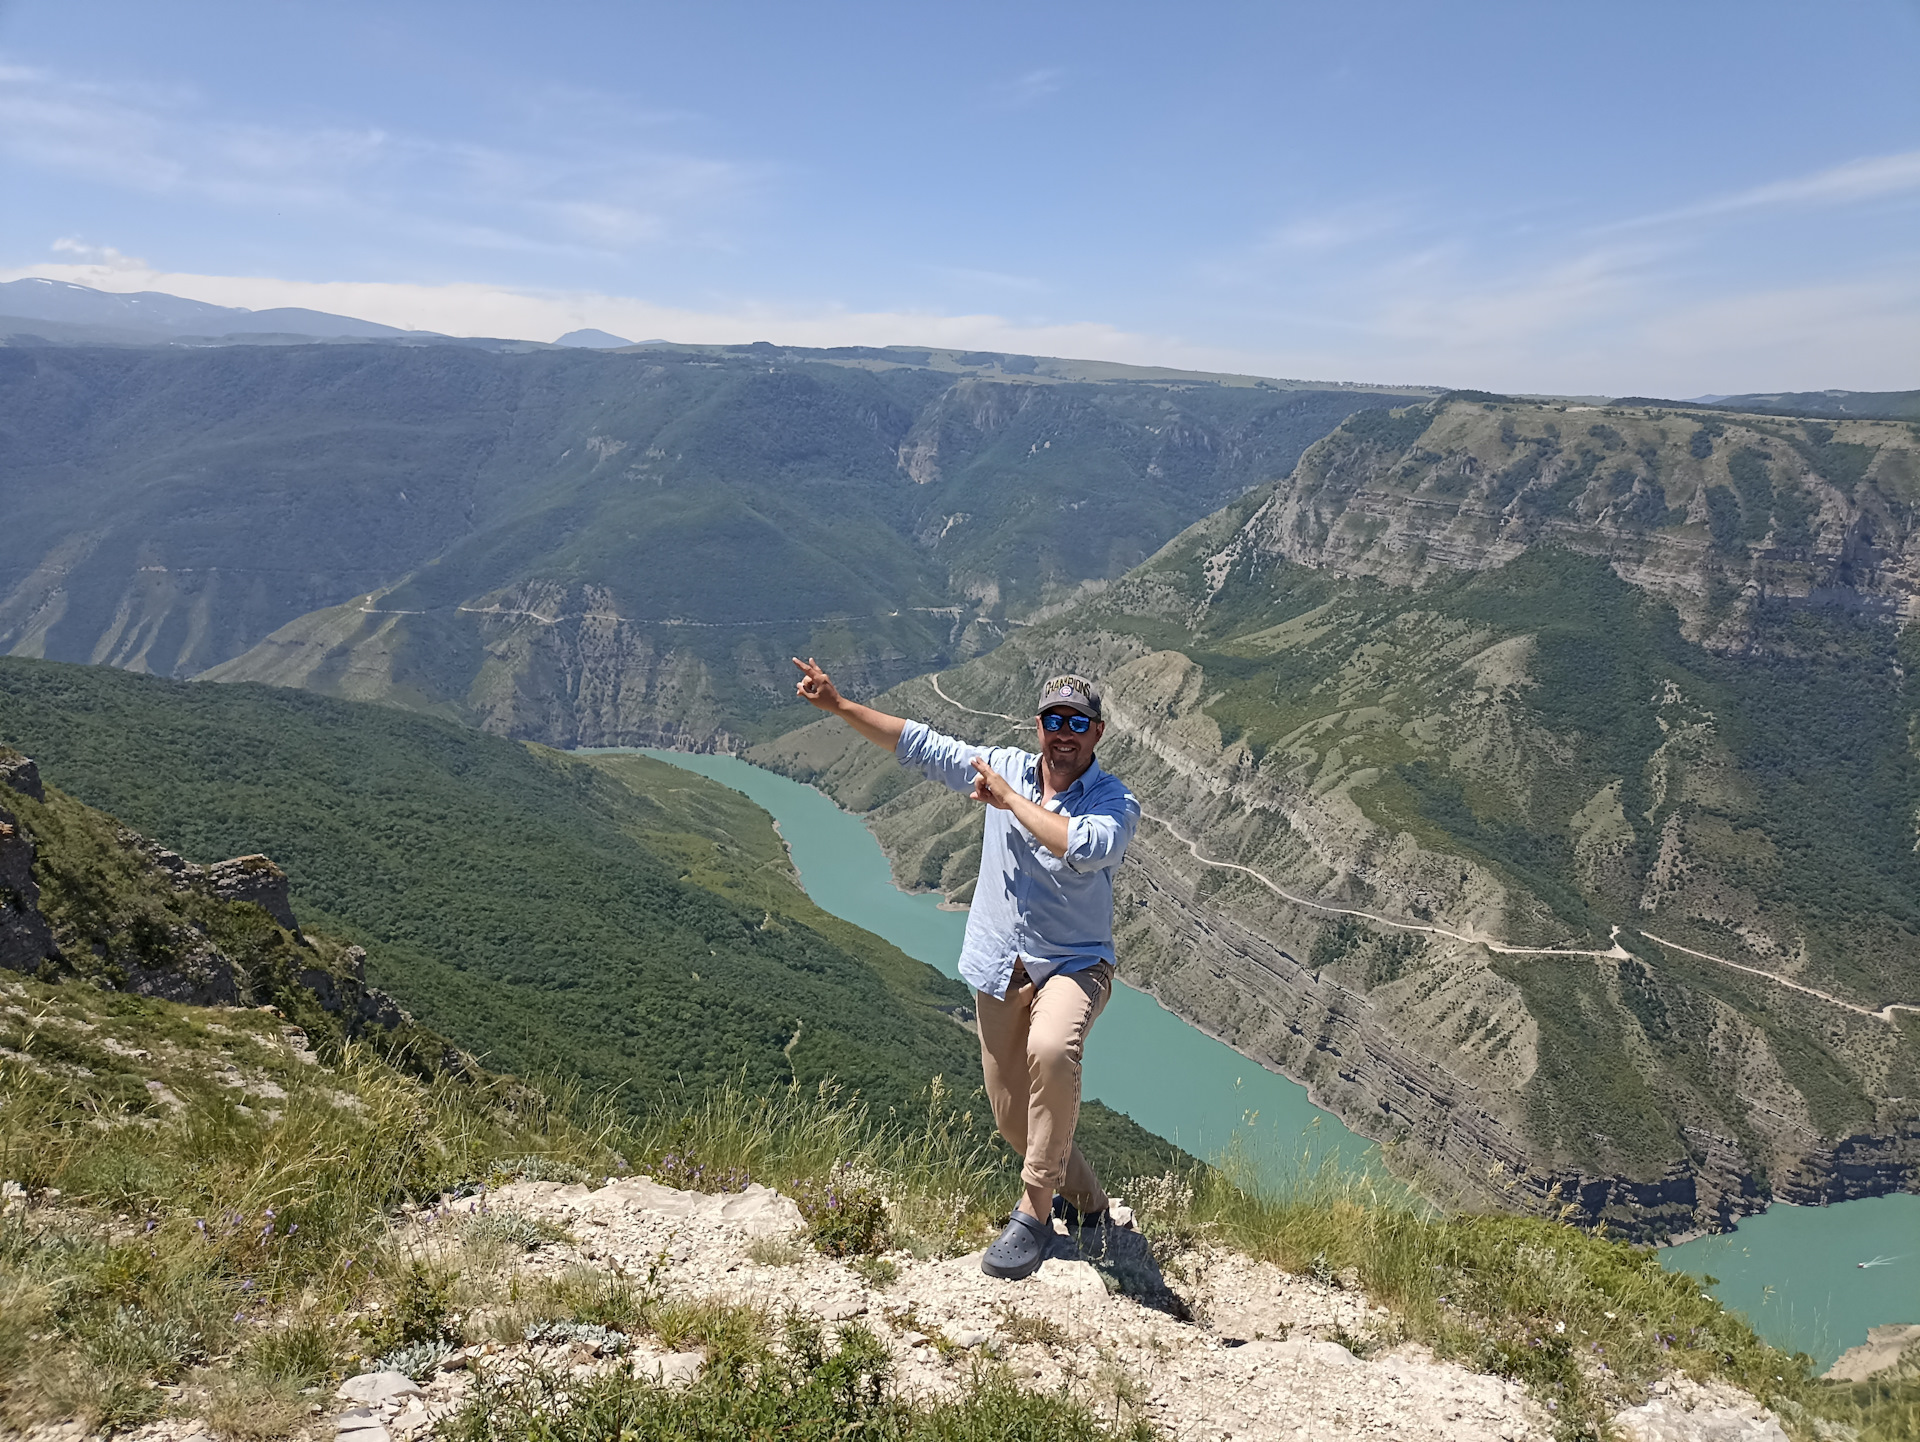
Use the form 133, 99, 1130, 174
926, 675, 1917, 1023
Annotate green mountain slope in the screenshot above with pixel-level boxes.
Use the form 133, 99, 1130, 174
1699, 389, 1920, 422
752, 396, 1920, 1236
0, 656, 982, 1114
0, 343, 1412, 747
0, 657, 1185, 1181
2, 715, 1908, 1441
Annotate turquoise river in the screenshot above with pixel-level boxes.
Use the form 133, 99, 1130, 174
614, 749, 1918, 1370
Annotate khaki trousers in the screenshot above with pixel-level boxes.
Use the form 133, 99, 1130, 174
976, 959, 1114, 1211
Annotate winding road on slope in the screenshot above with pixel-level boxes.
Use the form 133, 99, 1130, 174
924, 674, 1919, 1024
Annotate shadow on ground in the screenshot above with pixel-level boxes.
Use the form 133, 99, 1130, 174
1076, 1225, 1193, 1320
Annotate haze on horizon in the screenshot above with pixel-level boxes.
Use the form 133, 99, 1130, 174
1, 0, 1916, 397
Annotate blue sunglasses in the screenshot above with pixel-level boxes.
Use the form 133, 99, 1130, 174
1040, 712, 1093, 733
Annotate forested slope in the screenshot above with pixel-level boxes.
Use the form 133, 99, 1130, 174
0, 656, 1183, 1179
0, 656, 973, 1111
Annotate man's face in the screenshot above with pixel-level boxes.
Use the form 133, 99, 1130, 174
1036, 706, 1103, 775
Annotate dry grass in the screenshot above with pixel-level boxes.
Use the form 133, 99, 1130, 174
5, 974, 1910, 1441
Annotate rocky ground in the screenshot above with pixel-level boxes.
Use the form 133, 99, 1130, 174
17, 1175, 1797, 1442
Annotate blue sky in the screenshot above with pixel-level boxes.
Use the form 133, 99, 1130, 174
2, 0, 1917, 394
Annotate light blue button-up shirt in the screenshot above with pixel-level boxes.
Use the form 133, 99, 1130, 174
895, 720, 1141, 1000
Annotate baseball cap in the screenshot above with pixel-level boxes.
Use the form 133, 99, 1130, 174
1036, 674, 1102, 720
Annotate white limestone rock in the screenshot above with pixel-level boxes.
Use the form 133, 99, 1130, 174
1032, 1258, 1108, 1303
1609, 1395, 1790, 1442
716, 1182, 805, 1237
632, 1350, 705, 1387
1240, 1336, 1360, 1367
1826, 1322, 1920, 1381
336, 1372, 421, 1406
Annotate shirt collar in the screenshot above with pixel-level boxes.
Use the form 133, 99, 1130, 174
1024, 753, 1103, 797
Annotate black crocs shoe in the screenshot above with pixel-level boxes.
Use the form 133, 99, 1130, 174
1052, 1195, 1113, 1253
1051, 1195, 1111, 1230
980, 1208, 1051, 1280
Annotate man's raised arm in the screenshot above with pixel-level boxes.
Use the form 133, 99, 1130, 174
791, 657, 907, 752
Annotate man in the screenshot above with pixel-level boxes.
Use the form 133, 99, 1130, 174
791, 657, 1140, 1280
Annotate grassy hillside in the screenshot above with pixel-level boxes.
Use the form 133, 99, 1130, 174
0, 971, 1144, 1440
752, 398, 1920, 1222
0, 656, 981, 1113
8, 968, 1914, 1441
0, 745, 463, 1085
0, 656, 1184, 1183
0, 342, 1408, 746
3, 754, 1911, 1441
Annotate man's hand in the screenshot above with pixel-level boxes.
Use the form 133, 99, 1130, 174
792, 656, 844, 713
971, 758, 1071, 857
969, 757, 1014, 810
791, 657, 907, 753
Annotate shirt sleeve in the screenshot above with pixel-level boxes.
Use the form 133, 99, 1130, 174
895, 719, 991, 793
1059, 783, 1141, 873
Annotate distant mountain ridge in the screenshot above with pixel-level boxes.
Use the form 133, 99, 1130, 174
0, 340, 1418, 746
556, 327, 637, 348
0, 276, 435, 342
1636, 387, 1920, 422
1711, 388, 1920, 422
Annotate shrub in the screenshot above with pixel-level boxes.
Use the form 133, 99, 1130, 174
457, 1209, 569, 1252
648, 1150, 750, 1194
358, 1260, 460, 1358
793, 1167, 892, 1257
204, 1371, 309, 1442
441, 1316, 1152, 1442
746, 1236, 804, 1267
492, 1155, 590, 1185
523, 1319, 628, 1354
376, 1338, 460, 1381
848, 1256, 898, 1290
87, 1304, 201, 1379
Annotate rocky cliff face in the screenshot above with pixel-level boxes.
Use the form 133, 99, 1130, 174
121, 832, 300, 932
0, 753, 53, 972
0, 748, 413, 1034
204, 579, 993, 752
1221, 398, 1920, 646
752, 398, 1920, 1237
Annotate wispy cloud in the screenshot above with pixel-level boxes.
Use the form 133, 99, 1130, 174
1609, 149, 1920, 232
5, 242, 1913, 398
1188, 136, 1920, 396
925, 263, 1048, 294
1367, 244, 1662, 351
1258, 202, 1409, 256
0, 57, 761, 256
1634, 272, 1920, 390
991, 67, 1065, 110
